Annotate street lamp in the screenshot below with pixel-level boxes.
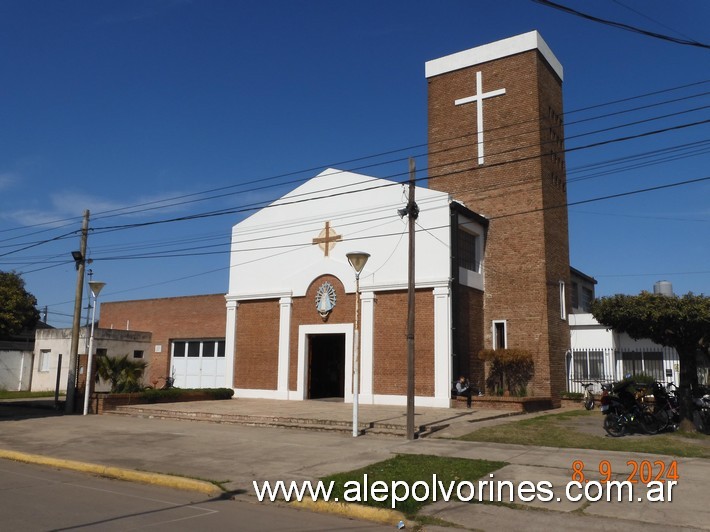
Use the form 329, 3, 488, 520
346, 251, 370, 438
82, 280, 106, 416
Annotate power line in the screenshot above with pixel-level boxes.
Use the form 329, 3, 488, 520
36, 169, 710, 309
81, 85, 710, 226
532, 0, 710, 49
81, 116, 708, 233
611, 0, 700, 43
77, 174, 710, 261
491, 175, 710, 220
1, 78, 706, 244
5, 109, 707, 266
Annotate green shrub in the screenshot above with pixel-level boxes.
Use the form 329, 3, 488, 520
479, 348, 534, 396
138, 387, 234, 403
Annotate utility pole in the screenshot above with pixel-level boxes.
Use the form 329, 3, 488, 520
65, 210, 89, 414
405, 158, 418, 440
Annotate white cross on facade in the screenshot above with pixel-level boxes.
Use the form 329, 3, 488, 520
455, 71, 506, 165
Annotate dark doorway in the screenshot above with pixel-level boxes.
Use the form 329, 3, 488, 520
308, 334, 346, 399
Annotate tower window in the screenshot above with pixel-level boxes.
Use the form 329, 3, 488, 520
493, 320, 507, 349
457, 229, 479, 272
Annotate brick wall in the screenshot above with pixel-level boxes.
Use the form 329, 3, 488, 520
234, 299, 280, 390
372, 289, 435, 396
428, 49, 571, 397
99, 294, 226, 385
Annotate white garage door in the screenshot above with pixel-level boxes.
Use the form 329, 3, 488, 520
171, 339, 226, 388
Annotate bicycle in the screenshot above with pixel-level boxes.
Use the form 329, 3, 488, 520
581, 382, 595, 410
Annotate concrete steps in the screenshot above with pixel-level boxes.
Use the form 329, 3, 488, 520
106, 405, 439, 438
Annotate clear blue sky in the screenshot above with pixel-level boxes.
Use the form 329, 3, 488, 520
1, 0, 708, 328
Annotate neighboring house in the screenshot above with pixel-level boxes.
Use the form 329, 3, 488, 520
0, 345, 34, 391
568, 313, 681, 395
30, 327, 151, 392
569, 267, 597, 314
0, 321, 52, 391
565, 280, 705, 394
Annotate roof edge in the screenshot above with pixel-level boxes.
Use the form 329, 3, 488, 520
425, 30, 563, 81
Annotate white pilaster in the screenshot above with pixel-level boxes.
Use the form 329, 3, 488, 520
224, 299, 238, 390
277, 297, 293, 399
358, 291, 376, 404
433, 286, 452, 404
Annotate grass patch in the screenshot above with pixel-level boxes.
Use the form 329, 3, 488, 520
321, 454, 506, 517
458, 409, 710, 458
0, 390, 58, 400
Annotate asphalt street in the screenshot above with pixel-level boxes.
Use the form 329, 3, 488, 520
0, 459, 390, 532
2, 398, 709, 531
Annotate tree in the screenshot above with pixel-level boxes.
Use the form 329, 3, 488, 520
590, 292, 710, 422
0, 271, 40, 339
95, 354, 147, 393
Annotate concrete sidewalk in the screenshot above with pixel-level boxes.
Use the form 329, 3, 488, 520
0, 398, 707, 530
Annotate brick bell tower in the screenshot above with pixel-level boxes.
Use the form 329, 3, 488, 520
426, 31, 571, 398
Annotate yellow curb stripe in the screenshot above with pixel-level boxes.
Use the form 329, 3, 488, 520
0, 449, 219, 496
292, 499, 411, 527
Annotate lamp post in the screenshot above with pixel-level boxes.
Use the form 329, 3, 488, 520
346, 251, 370, 438
82, 280, 106, 416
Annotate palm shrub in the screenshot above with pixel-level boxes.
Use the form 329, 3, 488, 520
95, 354, 147, 393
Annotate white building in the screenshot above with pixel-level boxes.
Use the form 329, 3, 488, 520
568, 313, 681, 394
30, 327, 151, 392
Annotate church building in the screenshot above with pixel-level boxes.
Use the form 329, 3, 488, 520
225, 30, 571, 407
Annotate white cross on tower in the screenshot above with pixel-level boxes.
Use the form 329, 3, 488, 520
454, 71, 506, 165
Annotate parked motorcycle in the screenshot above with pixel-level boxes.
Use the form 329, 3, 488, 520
692, 388, 710, 434
600, 380, 659, 437
650, 381, 681, 432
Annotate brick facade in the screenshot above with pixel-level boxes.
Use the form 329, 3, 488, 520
234, 298, 280, 390
428, 45, 571, 397
99, 294, 226, 385
230, 274, 439, 399
372, 289, 435, 396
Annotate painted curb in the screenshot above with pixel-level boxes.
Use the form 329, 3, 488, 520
292, 499, 412, 527
0, 449, 220, 496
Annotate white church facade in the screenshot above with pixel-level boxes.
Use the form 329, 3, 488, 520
224, 169, 487, 407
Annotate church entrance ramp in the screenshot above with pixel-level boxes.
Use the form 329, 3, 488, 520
307, 333, 345, 400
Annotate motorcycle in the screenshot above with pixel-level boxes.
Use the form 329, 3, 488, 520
692, 388, 710, 434
650, 381, 681, 432
600, 380, 659, 437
